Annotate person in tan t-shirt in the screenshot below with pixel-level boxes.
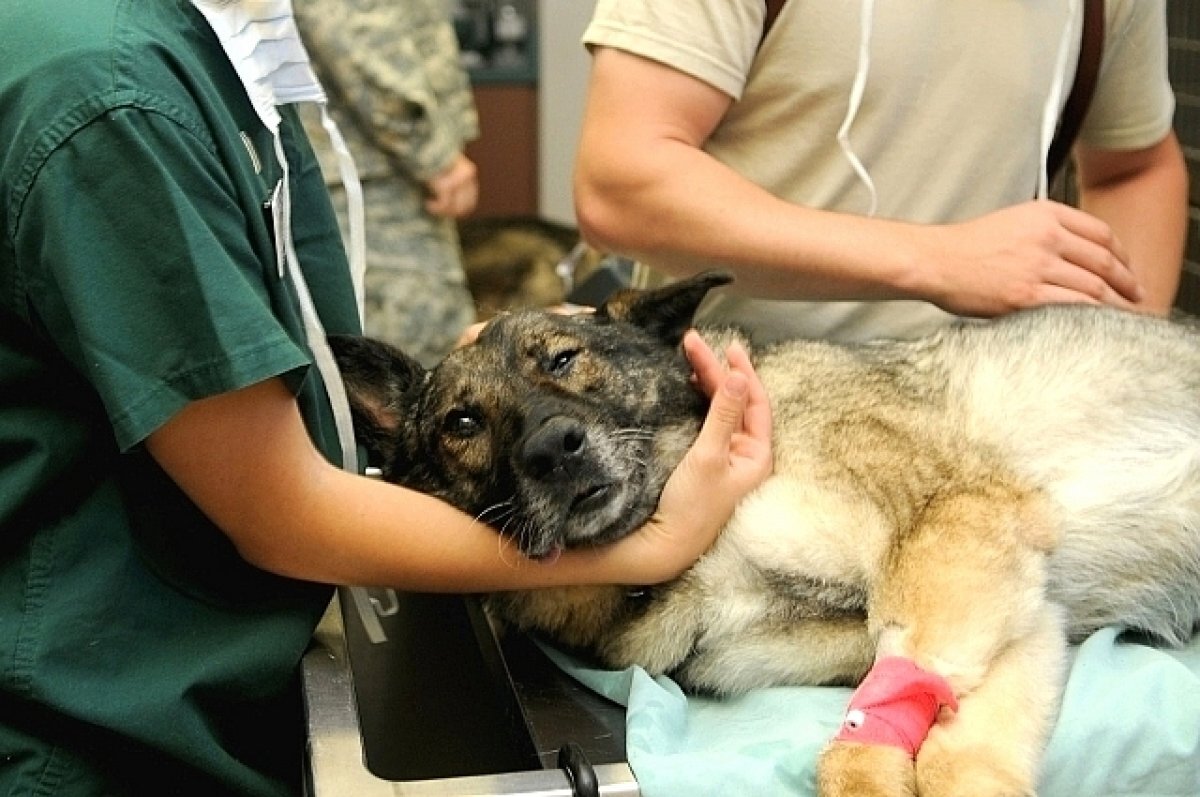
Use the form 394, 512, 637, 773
576, 0, 1187, 344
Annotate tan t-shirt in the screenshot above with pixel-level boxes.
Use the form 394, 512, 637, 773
583, 0, 1175, 343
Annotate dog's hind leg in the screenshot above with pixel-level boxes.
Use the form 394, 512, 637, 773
817, 481, 1065, 797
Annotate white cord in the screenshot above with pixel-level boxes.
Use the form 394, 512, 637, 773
1038, 0, 1082, 199
319, 106, 367, 326
837, 0, 879, 217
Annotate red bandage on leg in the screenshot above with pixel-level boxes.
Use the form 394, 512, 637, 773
833, 656, 958, 758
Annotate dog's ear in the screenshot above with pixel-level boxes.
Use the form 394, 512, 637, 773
328, 334, 426, 468
596, 270, 733, 344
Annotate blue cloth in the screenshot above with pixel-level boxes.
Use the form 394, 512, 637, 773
546, 628, 1200, 796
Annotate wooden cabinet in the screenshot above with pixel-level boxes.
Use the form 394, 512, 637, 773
465, 85, 538, 219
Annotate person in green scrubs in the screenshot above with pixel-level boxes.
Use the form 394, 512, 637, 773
0, 1, 773, 795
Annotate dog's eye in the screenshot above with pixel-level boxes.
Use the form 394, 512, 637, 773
442, 409, 483, 438
546, 348, 579, 376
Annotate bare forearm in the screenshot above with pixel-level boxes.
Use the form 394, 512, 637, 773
246, 459, 687, 592
575, 136, 926, 301
573, 47, 924, 302
147, 339, 770, 593
575, 137, 1142, 316
147, 379, 657, 592
573, 48, 1140, 317
1077, 133, 1189, 314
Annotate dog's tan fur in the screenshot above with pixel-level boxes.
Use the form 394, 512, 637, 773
332, 273, 1200, 796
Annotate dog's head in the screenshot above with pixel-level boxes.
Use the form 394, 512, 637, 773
330, 271, 734, 559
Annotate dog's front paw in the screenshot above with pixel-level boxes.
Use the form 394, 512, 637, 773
816, 740, 916, 797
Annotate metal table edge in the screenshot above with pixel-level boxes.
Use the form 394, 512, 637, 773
301, 591, 641, 797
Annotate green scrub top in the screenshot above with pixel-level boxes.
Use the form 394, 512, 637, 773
0, 1, 361, 794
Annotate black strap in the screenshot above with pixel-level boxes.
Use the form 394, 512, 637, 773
1047, 0, 1106, 181
761, 0, 786, 47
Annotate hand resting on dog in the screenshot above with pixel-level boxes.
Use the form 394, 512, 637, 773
616, 330, 773, 582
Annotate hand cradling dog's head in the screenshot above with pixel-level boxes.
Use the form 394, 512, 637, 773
330, 271, 734, 558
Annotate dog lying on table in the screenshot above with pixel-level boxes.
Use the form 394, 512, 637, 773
330, 272, 1200, 797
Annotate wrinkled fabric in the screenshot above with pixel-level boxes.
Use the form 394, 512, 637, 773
295, 0, 478, 366
0, 1, 355, 793
584, 0, 1175, 345
547, 627, 1200, 797
323, 179, 476, 367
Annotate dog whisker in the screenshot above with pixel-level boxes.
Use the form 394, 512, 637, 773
495, 521, 521, 569
475, 499, 516, 527
616, 446, 649, 478
612, 427, 654, 443
474, 502, 527, 569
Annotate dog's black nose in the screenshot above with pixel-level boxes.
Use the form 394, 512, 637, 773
521, 416, 587, 479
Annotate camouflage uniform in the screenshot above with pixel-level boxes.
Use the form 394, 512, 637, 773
295, 0, 480, 366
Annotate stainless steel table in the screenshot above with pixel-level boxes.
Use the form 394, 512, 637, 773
302, 589, 641, 796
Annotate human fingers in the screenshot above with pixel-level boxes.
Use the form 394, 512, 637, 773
611, 338, 771, 584
683, 331, 771, 451
432, 182, 477, 218
1052, 202, 1131, 263
424, 157, 479, 218
423, 181, 454, 217
931, 204, 1142, 317
695, 368, 749, 446
682, 329, 725, 398
723, 340, 772, 447
432, 173, 477, 218
687, 339, 772, 484
457, 171, 479, 216
545, 304, 595, 316
1038, 260, 1138, 311
424, 181, 468, 218
1051, 204, 1143, 304
454, 320, 487, 348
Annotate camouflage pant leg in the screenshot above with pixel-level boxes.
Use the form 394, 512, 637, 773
327, 178, 478, 367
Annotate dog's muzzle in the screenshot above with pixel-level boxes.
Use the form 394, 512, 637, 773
518, 414, 619, 538
521, 415, 588, 480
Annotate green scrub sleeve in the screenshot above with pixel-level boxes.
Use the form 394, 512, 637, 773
12, 104, 312, 451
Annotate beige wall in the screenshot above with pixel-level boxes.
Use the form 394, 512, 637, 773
537, 1, 596, 225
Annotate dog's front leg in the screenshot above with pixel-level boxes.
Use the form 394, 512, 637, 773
817, 483, 1064, 797
914, 607, 1065, 797
817, 737, 917, 797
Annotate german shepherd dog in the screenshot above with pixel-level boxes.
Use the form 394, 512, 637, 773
330, 273, 1200, 797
